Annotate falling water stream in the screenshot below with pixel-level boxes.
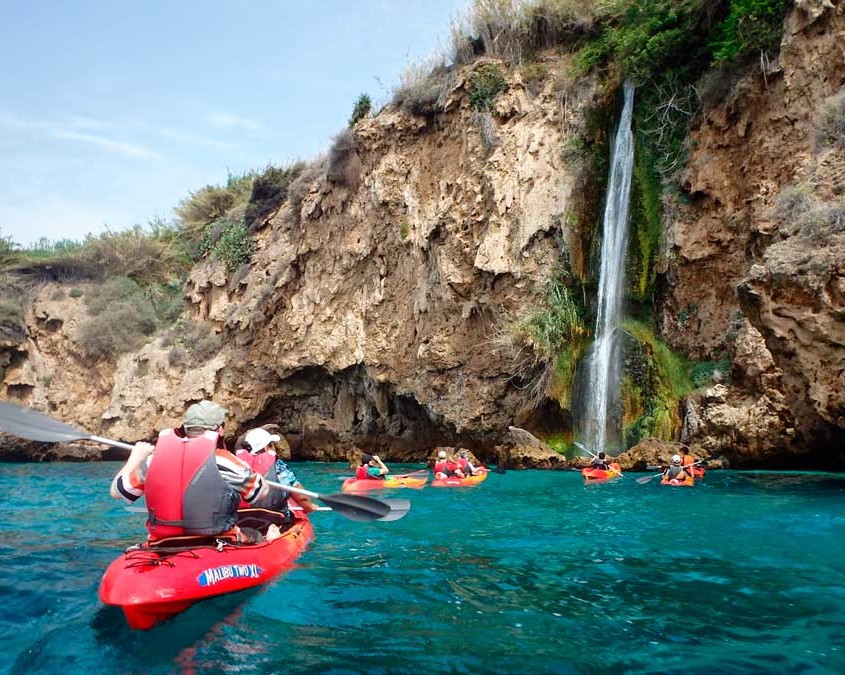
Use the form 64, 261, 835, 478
583, 81, 635, 456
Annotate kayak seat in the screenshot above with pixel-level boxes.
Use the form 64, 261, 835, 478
236, 507, 295, 536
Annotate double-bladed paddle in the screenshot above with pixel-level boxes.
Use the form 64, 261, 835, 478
0, 399, 407, 522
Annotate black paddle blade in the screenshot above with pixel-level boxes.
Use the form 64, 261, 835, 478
315, 492, 392, 522
377, 499, 411, 522
0, 400, 91, 443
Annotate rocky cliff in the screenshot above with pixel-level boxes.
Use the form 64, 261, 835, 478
660, 0, 845, 465
1, 1, 843, 468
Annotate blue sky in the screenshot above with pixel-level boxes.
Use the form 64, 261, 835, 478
0, 0, 467, 246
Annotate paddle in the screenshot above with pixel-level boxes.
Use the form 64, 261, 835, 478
127, 499, 411, 522
0, 399, 135, 450
0, 399, 400, 523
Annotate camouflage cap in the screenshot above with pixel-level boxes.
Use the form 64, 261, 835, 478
183, 400, 228, 431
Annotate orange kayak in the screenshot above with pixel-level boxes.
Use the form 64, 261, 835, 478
431, 469, 488, 487
661, 474, 695, 486
581, 463, 622, 482
341, 472, 429, 492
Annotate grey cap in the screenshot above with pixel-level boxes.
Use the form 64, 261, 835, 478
183, 400, 228, 430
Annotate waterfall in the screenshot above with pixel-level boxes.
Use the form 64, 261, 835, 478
583, 81, 635, 456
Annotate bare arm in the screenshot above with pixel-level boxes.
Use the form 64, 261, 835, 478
110, 442, 155, 500
372, 455, 389, 476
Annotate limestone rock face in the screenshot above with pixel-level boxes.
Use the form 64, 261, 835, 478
658, 0, 845, 463
0, 67, 592, 465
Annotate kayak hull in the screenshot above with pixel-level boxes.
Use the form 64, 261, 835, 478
661, 475, 695, 486
581, 463, 622, 482
99, 509, 313, 630
341, 473, 429, 492
431, 469, 488, 487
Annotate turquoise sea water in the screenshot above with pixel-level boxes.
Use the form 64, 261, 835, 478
1, 463, 844, 674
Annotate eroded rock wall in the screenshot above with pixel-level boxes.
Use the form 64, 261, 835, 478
660, 0, 845, 463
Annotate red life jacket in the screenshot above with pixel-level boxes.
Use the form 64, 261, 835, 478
144, 429, 239, 539
434, 460, 448, 474
356, 464, 382, 480
235, 450, 277, 508
458, 458, 469, 471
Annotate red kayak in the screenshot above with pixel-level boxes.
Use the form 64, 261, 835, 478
581, 463, 622, 482
99, 508, 313, 630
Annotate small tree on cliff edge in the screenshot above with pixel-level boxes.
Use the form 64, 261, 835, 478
349, 93, 372, 127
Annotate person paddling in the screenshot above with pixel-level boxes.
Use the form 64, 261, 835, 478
457, 449, 481, 476
356, 452, 389, 480
110, 400, 290, 544
433, 450, 464, 480
590, 451, 610, 471
680, 446, 697, 478
662, 454, 688, 484
235, 426, 317, 522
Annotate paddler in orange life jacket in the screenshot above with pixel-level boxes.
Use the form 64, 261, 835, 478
235, 426, 317, 520
109, 400, 290, 544
356, 453, 389, 480
680, 446, 696, 478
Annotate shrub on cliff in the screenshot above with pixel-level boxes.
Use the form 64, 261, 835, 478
200, 218, 256, 274
448, 0, 603, 65
175, 171, 255, 234
163, 318, 223, 368
710, 0, 787, 64
816, 90, 845, 150
77, 276, 158, 361
326, 129, 362, 188
348, 93, 372, 127
392, 62, 455, 118
468, 63, 507, 111
244, 163, 305, 231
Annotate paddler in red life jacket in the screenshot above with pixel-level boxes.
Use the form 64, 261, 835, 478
457, 449, 481, 476
109, 400, 289, 544
433, 450, 464, 480
356, 453, 389, 480
235, 426, 317, 520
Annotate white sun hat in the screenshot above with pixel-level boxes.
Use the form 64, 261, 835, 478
244, 428, 281, 454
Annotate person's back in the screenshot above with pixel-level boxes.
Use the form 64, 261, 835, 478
144, 427, 240, 539
664, 455, 687, 482
111, 400, 285, 543
457, 450, 478, 476
591, 452, 610, 470
681, 448, 696, 476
